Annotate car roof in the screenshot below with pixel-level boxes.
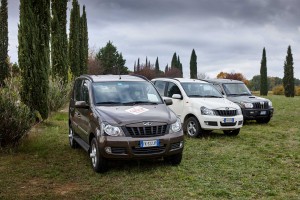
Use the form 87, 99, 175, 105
204, 78, 243, 84
152, 77, 208, 84
78, 74, 148, 82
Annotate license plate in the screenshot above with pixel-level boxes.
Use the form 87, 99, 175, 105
260, 111, 267, 115
140, 140, 159, 148
223, 118, 234, 123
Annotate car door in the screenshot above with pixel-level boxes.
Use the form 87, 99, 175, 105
76, 80, 92, 142
166, 82, 184, 118
72, 79, 83, 136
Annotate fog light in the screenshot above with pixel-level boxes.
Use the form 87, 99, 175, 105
105, 147, 112, 154
179, 141, 184, 148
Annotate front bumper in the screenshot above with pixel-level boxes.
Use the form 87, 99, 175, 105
98, 131, 184, 159
198, 115, 244, 130
242, 108, 274, 120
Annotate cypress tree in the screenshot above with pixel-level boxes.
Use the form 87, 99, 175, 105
165, 64, 169, 74
79, 5, 88, 75
145, 57, 148, 68
177, 55, 183, 78
283, 45, 295, 97
190, 49, 197, 79
0, 0, 8, 86
260, 47, 268, 96
19, 0, 51, 119
69, 0, 80, 77
155, 57, 159, 74
137, 58, 140, 72
51, 0, 68, 83
171, 52, 177, 69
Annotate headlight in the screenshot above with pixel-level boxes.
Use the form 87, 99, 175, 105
169, 118, 182, 133
101, 123, 125, 137
237, 108, 242, 115
201, 106, 215, 115
241, 102, 253, 108
268, 101, 272, 107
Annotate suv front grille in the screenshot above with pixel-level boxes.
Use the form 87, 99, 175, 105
215, 110, 237, 116
253, 102, 268, 109
125, 125, 168, 137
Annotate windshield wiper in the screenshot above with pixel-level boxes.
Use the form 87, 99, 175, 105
188, 95, 204, 97
227, 94, 240, 96
96, 101, 123, 105
123, 101, 158, 105
202, 95, 223, 98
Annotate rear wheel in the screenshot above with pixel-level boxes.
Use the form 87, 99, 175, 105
164, 152, 182, 165
184, 117, 201, 138
69, 126, 78, 149
90, 138, 108, 173
256, 117, 271, 124
223, 128, 240, 136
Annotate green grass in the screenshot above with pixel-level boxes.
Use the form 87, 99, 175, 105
1, 96, 300, 200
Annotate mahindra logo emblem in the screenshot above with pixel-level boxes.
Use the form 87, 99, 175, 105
143, 122, 152, 126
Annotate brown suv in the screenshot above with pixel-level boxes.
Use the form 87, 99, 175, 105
69, 75, 184, 172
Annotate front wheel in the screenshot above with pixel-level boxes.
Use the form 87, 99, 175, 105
184, 117, 201, 138
223, 128, 240, 136
90, 138, 108, 173
256, 117, 271, 124
164, 152, 182, 165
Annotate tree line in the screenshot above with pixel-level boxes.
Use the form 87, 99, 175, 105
0, 0, 89, 120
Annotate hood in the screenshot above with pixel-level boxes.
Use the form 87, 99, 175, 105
189, 98, 240, 110
95, 104, 176, 126
226, 95, 270, 104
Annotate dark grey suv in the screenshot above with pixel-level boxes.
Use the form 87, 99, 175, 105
69, 75, 184, 172
205, 79, 274, 124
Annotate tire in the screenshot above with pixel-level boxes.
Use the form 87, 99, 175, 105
69, 125, 78, 149
256, 116, 271, 124
90, 138, 108, 173
223, 128, 240, 136
184, 117, 201, 138
164, 152, 182, 165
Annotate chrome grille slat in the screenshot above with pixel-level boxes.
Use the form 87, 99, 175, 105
215, 110, 237, 116
253, 102, 268, 109
125, 125, 168, 137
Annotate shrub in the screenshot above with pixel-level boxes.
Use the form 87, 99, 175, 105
272, 85, 284, 95
295, 86, 300, 96
0, 77, 34, 148
48, 78, 72, 112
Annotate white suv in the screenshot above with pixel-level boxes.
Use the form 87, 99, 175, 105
152, 78, 244, 137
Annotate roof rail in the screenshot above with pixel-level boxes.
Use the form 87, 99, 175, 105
80, 74, 94, 82
130, 74, 149, 81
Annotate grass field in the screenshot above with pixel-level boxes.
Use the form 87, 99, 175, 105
0, 95, 299, 200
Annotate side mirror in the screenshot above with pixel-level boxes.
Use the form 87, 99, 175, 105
75, 101, 89, 109
164, 98, 173, 106
172, 94, 182, 99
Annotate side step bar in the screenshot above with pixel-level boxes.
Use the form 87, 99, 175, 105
73, 135, 90, 152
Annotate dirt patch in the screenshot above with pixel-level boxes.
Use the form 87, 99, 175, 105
54, 182, 81, 196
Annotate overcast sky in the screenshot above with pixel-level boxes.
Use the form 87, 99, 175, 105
7, 0, 300, 79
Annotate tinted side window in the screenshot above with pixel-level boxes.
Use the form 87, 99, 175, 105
167, 82, 181, 97
154, 81, 167, 96
74, 79, 83, 101
82, 80, 90, 103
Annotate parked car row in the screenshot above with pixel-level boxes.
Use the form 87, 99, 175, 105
68, 75, 274, 172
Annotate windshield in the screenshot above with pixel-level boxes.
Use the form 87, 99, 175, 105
181, 82, 223, 98
92, 81, 163, 105
223, 83, 251, 96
